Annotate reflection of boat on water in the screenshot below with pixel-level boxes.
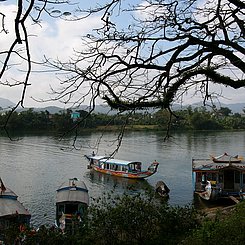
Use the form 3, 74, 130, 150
0, 178, 31, 230
85, 154, 159, 179
192, 153, 245, 202
55, 178, 89, 233
86, 170, 154, 195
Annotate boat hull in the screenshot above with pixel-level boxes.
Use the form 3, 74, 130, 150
195, 188, 219, 201
92, 165, 155, 179
155, 181, 170, 198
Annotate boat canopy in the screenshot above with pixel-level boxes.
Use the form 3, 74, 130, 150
89, 155, 141, 166
56, 179, 89, 205
210, 152, 242, 163
0, 188, 30, 218
100, 158, 141, 166
192, 159, 245, 171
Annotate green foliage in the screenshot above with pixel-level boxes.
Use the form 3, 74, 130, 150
0, 106, 245, 134
1, 224, 86, 245
76, 192, 200, 245
189, 111, 223, 130
218, 107, 232, 117
2, 195, 245, 244
83, 192, 159, 244
182, 202, 245, 245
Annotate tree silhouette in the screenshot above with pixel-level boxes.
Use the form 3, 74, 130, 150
0, 0, 244, 144
0, 0, 74, 136
45, 0, 245, 114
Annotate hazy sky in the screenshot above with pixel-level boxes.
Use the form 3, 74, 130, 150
0, 1, 245, 108
0, 2, 103, 108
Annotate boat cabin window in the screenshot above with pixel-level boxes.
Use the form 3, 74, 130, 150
129, 163, 139, 172
66, 204, 79, 214
201, 172, 217, 183
201, 173, 206, 183
136, 162, 141, 171
58, 204, 65, 214
196, 172, 202, 182
77, 204, 86, 215
219, 174, 223, 183
122, 166, 127, 172
109, 164, 118, 170
207, 173, 216, 181
130, 163, 134, 170
235, 171, 240, 183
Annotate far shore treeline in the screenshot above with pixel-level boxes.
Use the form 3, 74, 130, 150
1, 106, 245, 133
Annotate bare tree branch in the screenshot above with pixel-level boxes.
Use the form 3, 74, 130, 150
0, 0, 244, 148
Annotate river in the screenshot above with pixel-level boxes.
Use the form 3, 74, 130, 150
1, 130, 245, 227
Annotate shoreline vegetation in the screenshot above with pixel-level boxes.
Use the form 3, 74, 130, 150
2, 125, 245, 137
1, 105, 245, 135
1, 191, 244, 244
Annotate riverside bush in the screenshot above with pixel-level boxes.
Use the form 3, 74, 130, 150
182, 202, 245, 245
2, 192, 244, 245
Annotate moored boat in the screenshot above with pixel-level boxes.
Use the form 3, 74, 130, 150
84, 154, 159, 179
0, 178, 31, 231
192, 153, 245, 202
211, 152, 242, 163
155, 181, 170, 198
55, 178, 89, 233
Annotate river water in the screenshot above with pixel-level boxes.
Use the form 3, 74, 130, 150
1, 130, 245, 227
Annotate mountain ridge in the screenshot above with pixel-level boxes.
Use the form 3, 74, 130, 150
0, 98, 244, 114
0, 98, 15, 109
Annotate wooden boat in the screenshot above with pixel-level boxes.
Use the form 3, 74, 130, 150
192, 153, 245, 202
0, 178, 31, 230
84, 154, 159, 179
211, 152, 242, 163
155, 181, 170, 198
55, 178, 89, 232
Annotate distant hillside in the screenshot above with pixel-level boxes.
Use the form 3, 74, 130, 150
15, 105, 117, 114
189, 102, 245, 113
21, 103, 245, 114
0, 98, 15, 109
0, 97, 244, 114
16, 106, 65, 114
221, 103, 245, 113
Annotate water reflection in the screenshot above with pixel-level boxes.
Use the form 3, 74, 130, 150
85, 170, 154, 196
85, 170, 170, 207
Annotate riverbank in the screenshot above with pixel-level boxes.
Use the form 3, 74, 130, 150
1, 194, 244, 245
95, 124, 159, 131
